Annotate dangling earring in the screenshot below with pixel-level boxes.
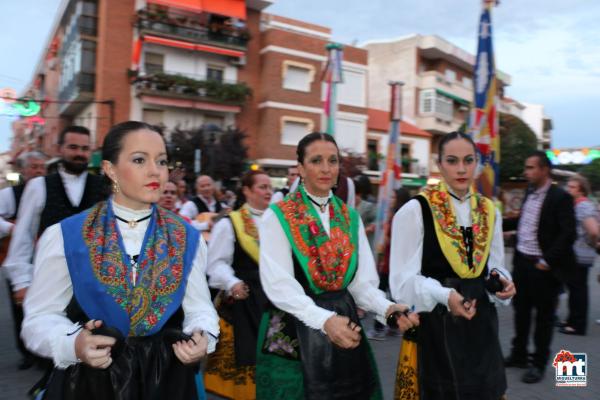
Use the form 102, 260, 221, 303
112, 180, 120, 194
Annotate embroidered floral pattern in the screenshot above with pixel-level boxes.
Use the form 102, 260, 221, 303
239, 206, 259, 243
263, 311, 299, 359
274, 186, 355, 292
82, 202, 187, 336
421, 183, 494, 278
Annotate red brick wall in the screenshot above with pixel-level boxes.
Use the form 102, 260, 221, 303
94, 0, 136, 147
236, 8, 263, 160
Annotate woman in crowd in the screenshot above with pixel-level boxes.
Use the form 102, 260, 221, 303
204, 170, 273, 399
22, 121, 219, 400
390, 131, 516, 400
561, 174, 599, 335
257, 132, 418, 399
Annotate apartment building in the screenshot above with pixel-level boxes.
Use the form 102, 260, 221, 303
362, 34, 512, 173
15, 0, 371, 175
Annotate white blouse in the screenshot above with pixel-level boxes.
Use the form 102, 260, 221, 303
259, 192, 393, 332
22, 202, 219, 369
389, 196, 512, 313
207, 207, 263, 291
4, 168, 89, 291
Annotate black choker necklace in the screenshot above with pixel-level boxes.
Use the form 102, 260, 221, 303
448, 192, 470, 202
115, 214, 151, 229
307, 195, 331, 213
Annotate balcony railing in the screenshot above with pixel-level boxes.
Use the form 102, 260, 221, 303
136, 8, 250, 50
59, 72, 95, 103
133, 72, 252, 105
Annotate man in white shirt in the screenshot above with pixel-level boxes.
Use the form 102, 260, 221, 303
0, 151, 47, 239
270, 165, 299, 204
3, 126, 106, 369
0, 151, 46, 370
179, 175, 227, 232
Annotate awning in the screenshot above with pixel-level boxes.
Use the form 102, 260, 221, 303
402, 177, 428, 187
436, 89, 470, 106
143, 35, 244, 58
147, 0, 246, 19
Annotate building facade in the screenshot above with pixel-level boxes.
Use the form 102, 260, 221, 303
362, 34, 512, 175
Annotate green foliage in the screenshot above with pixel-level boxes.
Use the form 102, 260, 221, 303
168, 126, 248, 182
579, 158, 600, 191
499, 113, 538, 181
137, 73, 252, 104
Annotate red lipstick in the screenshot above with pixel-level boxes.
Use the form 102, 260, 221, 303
145, 182, 160, 190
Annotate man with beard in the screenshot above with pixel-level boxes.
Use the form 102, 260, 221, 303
3, 127, 106, 366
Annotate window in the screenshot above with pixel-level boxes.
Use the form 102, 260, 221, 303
144, 52, 164, 75
444, 69, 456, 83
142, 109, 164, 127
367, 139, 379, 171
282, 61, 314, 92
81, 40, 96, 72
462, 76, 473, 88
401, 143, 412, 173
207, 65, 225, 82
336, 68, 366, 107
281, 117, 313, 145
420, 89, 434, 113
419, 89, 453, 121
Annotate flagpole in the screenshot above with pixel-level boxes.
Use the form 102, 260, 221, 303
470, 0, 500, 199
323, 43, 343, 137
374, 81, 404, 264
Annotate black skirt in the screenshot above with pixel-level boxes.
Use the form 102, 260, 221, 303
296, 289, 378, 399
417, 278, 507, 400
41, 329, 198, 400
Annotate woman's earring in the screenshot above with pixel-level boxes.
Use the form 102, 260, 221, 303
112, 180, 120, 194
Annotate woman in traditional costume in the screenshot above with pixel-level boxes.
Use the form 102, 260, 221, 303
390, 131, 516, 400
204, 170, 273, 399
256, 132, 419, 399
22, 121, 219, 400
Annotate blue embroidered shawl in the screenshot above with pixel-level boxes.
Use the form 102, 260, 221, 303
61, 200, 199, 337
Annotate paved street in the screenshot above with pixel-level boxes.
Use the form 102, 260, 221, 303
2, 253, 599, 399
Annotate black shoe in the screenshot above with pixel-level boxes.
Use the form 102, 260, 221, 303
522, 366, 544, 383
555, 320, 568, 328
559, 326, 585, 336
17, 356, 35, 370
504, 354, 529, 368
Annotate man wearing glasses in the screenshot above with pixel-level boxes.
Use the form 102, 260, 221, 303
3, 126, 107, 369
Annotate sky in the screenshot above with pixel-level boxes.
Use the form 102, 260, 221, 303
0, 0, 598, 152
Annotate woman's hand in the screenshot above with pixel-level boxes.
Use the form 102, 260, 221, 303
173, 331, 208, 365
386, 304, 420, 332
448, 290, 477, 320
74, 320, 116, 369
323, 315, 361, 349
230, 281, 249, 300
495, 275, 516, 300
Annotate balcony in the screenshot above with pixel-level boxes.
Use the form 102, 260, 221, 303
418, 70, 472, 105
136, 8, 249, 52
416, 114, 464, 135
133, 71, 252, 110
59, 72, 95, 116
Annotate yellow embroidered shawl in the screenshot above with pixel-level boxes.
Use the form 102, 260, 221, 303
229, 204, 260, 264
420, 182, 495, 278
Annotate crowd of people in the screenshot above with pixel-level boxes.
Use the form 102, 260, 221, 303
0, 122, 598, 399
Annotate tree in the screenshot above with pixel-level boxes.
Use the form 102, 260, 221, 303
499, 113, 538, 182
579, 158, 600, 192
168, 125, 248, 184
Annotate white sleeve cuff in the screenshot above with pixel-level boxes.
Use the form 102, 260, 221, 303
51, 323, 81, 369
4, 264, 33, 290
225, 277, 243, 292
433, 286, 453, 308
